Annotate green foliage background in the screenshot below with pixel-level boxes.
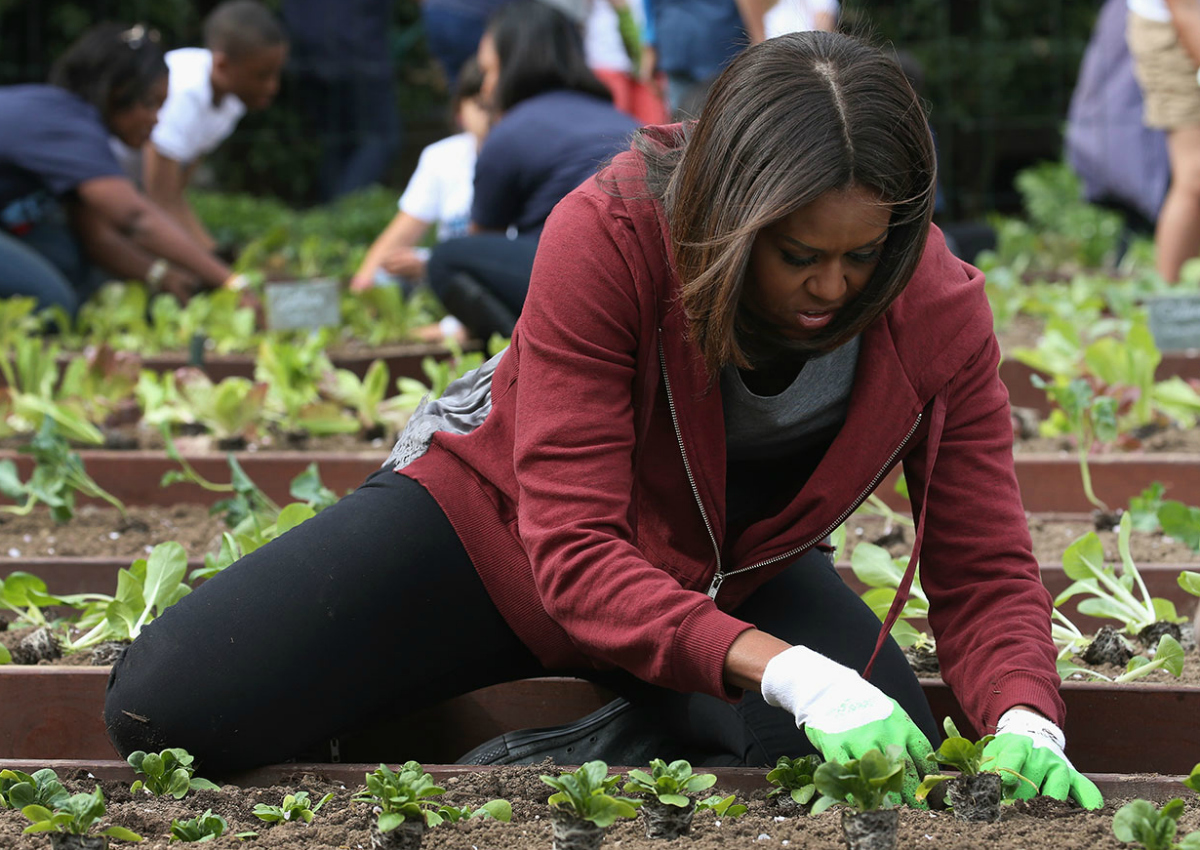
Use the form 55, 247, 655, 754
2, 0, 1099, 215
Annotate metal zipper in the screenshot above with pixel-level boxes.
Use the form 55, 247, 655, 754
705, 411, 924, 599
657, 335, 723, 586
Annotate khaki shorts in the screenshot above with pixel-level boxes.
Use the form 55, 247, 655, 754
1128, 11, 1200, 130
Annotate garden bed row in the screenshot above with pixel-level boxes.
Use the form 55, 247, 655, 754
6, 556, 1195, 636
7, 449, 1200, 513
1, 670, 1197, 774
1000, 353, 1200, 414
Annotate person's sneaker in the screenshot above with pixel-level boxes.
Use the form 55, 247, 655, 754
457, 697, 670, 766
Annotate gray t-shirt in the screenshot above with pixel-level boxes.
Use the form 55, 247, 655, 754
720, 336, 861, 460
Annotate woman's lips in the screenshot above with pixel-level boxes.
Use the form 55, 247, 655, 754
795, 310, 835, 330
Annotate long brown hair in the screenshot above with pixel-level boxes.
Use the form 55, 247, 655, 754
636, 32, 936, 374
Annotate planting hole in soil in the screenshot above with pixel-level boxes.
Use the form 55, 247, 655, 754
841, 808, 900, 850
945, 774, 1003, 823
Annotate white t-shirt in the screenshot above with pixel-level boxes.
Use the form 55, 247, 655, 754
1128, 0, 1171, 22
586, 0, 650, 74
151, 48, 246, 164
398, 132, 477, 241
765, 0, 839, 39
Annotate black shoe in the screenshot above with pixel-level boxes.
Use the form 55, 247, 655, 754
457, 697, 669, 766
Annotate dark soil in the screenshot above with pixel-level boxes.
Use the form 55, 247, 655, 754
0, 765, 1196, 850
0, 503, 226, 560
844, 513, 1200, 566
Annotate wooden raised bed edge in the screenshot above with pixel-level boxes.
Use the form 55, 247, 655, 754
0, 760, 1186, 803
2, 670, 1198, 775
6, 450, 1200, 513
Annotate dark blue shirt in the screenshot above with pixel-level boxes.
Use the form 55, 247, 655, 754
282, 0, 393, 77
472, 90, 639, 235
0, 85, 123, 209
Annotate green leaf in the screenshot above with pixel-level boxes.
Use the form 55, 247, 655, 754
142, 542, 188, 615
1153, 634, 1185, 677
1062, 533, 1106, 582
850, 543, 903, 589
100, 825, 143, 841
377, 811, 405, 832
1180, 571, 1200, 597
0, 459, 26, 501
1159, 501, 1200, 552
275, 503, 316, 536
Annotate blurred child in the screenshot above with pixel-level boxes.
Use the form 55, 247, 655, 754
350, 59, 489, 341
142, 0, 288, 252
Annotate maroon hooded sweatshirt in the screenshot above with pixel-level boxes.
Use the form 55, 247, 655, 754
400, 131, 1065, 734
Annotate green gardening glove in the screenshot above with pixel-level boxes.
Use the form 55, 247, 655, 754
982, 708, 1103, 809
761, 645, 935, 806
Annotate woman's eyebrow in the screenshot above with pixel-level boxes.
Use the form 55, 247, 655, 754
782, 231, 889, 252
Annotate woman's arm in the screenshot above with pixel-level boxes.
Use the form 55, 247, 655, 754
70, 202, 200, 301
350, 211, 431, 291
723, 629, 792, 690
75, 176, 230, 288
1167, 0, 1200, 66
143, 147, 217, 252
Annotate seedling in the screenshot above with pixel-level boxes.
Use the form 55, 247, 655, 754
812, 748, 906, 850
0, 418, 125, 522
765, 754, 824, 808
127, 748, 219, 800
0, 336, 105, 445
20, 785, 142, 843
624, 758, 717, 839
318, 359, 394, 438
1159, 501, 1200, 552
0, 768, 69, 810
353, 761, 510, 834
68, 543, 193, 651
695, 794, 748, 818
811, 746, 905, 815
849, 543, 932, 649
542, 760, 643, 828
171, 368, 269, 448
1113, 799, 1200, 850
1054, 513, 1186, 639
169, 809, 256, 842
1031, 375, 1117, 513
252, 790, 333, 824
914, 718, 1032, 821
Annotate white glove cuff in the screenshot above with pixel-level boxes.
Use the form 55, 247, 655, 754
760, 645, 889, 730
995, 708, 1067, 755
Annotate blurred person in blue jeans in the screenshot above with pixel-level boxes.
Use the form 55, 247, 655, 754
640, 0, 748, 117
0, 24, 235, 317
282, 0, 401, 201
425, 0, 639, 340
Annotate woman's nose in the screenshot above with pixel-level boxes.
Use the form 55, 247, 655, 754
805, 262, 848, 305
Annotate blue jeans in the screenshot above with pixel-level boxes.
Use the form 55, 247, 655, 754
0, 211, 103, 317
427, 232, 540, 339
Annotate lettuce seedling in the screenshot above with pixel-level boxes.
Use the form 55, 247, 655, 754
1031, 375, 1118, 513
1129, 483, 1167, 533
850, 543, 931, 649
252, 790, 333, 825
172, 368, 269, 446
127, 748, 219, 799
0, 336, 104, 446
0, 768, 68, 810
353, 761, 509, 832
20, 785, 142, 843
169, 809, 250, 842
1180, 571, 1200, 599
915, 718, 1034, 803
428, 800, 513, 824
766, 754, 824, 807
58, 343, 141, 427
1113, 799, 1200, 850
69, 543, 193, 650
0, 418, 125, 522
1185, 763, 1200, 796
541, 760, 643, 829
317, 359, 391, 438
0, 572, 60, 629
695, 794, 748, 818
624, 759, 717, 807
1159, 501, 1200, 552
810, 746, 905, 815
1054, 513, 1185, 637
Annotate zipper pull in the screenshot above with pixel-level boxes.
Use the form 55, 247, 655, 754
706, 572, 725, 600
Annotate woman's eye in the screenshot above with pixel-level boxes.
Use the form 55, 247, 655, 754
848, 250, 881, 264
780, 251, 816, 268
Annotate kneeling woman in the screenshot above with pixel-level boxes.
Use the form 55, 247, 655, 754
0, 23, 233, 315
104, 31, 1101, 810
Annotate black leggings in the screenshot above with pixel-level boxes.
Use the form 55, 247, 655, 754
104, 468, 937, 773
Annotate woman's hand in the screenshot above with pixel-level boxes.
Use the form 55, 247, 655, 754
982, 708, 1103, 809
349, 272, 376, 292
761, 645, 934, 805
159, 266, 201, 303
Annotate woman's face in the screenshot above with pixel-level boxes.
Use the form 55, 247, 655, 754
477, 33, 500, 108
458, 95, 490, 142
108, 73, 169, 149
745, 185, 891, 339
